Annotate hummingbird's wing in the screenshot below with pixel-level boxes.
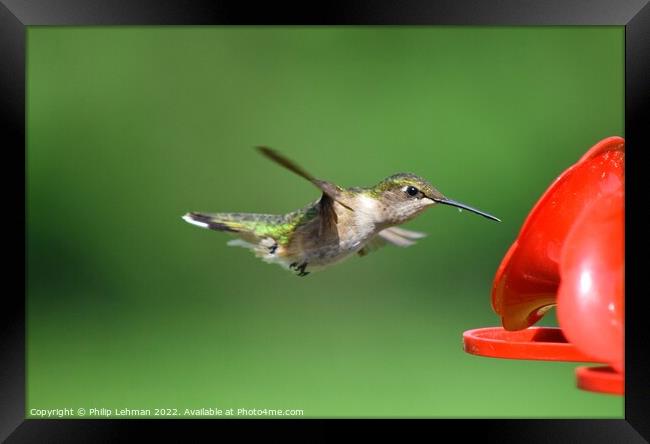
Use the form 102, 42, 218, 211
382, 226, 427, 241
358, 227, 427, 257
257, 146, 355, 212
318, 193, 339, 238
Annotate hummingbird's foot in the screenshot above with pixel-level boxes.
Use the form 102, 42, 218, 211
268, 242, 278, 255
290, 262, 310, 277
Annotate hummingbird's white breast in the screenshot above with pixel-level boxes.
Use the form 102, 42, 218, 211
329, 194, 382, 257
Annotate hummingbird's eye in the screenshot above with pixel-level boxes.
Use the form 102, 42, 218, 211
405, 186, 419, 197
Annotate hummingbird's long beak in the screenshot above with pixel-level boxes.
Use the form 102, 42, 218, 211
429, 197, 501, 222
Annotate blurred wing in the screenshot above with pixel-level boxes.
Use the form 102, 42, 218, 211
257, 146, 354, 211
357, 227, 427, 257
382, 226, 427, 240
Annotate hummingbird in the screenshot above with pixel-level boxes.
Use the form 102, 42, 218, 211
183, 147, 500, 277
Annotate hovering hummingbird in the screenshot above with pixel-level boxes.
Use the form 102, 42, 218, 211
183, 147, 500, 277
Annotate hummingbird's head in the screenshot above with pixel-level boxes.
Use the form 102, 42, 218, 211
371, 173, 443, 224
371, 173, 501, 224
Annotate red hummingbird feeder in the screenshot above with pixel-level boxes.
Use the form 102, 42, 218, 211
463, 136, 625, 395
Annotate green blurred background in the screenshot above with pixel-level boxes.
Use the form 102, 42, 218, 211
27, 27, 623, 418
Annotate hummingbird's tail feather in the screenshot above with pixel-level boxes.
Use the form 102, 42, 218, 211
182, 212, 242, 232
182, 211, 296, 253
183, 210, 299, 269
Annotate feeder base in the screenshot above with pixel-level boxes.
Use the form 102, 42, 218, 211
576, 366, 624, 395
463, 326, 599, 362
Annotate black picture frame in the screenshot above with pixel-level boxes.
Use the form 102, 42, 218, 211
4, 0, 648, 441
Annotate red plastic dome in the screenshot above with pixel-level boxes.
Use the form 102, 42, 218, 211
491, 136, 624, 331
463, 136, 625, 395
557, 190, 624, 373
